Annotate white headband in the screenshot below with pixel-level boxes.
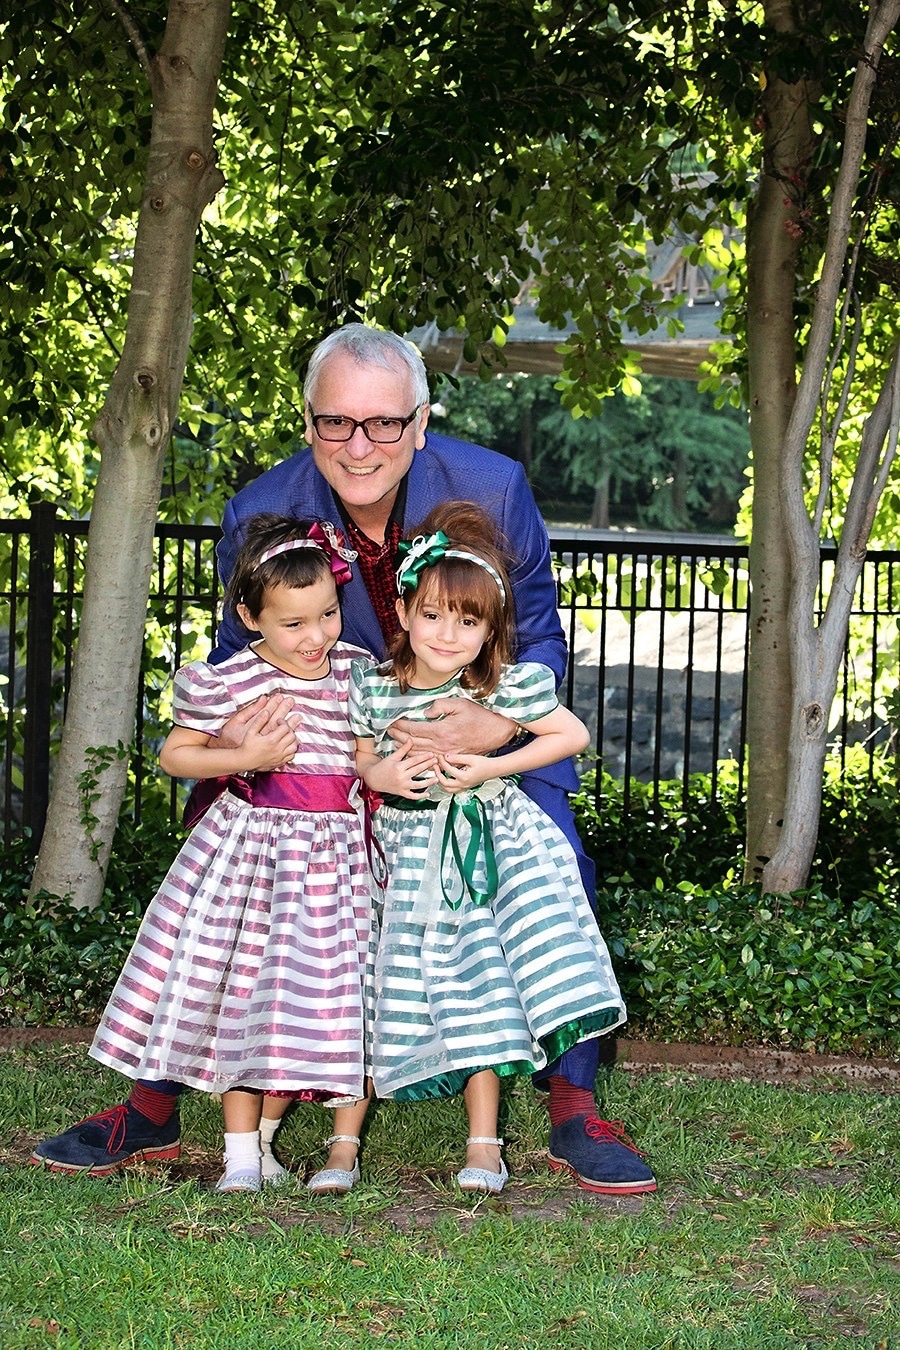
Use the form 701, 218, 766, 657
445, 548, 507, 603
255, 520, 358, 572
395, 531, 507, 604
256, 539, 325, 567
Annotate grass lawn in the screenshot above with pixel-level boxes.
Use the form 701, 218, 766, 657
1, 1041, 898, 1348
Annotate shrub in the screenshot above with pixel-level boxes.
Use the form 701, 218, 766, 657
574, 756, 900, 899
595, 878, 900, 1053
574, 758, 900, 1052
573, 767, 745, 891
3, 756, 899, 1049
0, 810, 182, 1027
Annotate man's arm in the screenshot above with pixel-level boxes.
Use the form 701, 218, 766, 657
498, 459, 567, 684
388, 698, 517, 757
210, 498, 254, 664
432, 704, 589, 793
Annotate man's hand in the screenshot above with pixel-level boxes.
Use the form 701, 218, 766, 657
387, 698, 514, 756
360, 736, 438, 799
217, 694, 298, 769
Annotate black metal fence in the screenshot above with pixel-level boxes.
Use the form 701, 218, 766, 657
2, 504, 897, 845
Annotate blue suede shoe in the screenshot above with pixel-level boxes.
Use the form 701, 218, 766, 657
548, 1115, 656, 1195
30, 1104, 180, 1176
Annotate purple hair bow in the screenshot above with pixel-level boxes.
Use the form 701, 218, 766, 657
307, 520, 357, 586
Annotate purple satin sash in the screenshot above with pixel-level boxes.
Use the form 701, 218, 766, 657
183, 775, 238, 830
248, 771, 357, 812
180, 770, 386, 885
182, 772, 356, 829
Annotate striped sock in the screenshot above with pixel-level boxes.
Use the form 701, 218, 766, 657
547, 1076, 596, 1127
128, 1082, 180, 1126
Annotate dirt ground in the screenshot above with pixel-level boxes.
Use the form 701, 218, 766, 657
6, 1027, 897, 1225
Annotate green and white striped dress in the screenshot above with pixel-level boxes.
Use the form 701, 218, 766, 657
349, 659, 625, 1102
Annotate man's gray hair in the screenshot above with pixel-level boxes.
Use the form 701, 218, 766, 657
304, 324, 430, 409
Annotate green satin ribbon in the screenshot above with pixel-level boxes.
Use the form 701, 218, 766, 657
396, 530, 450, 592
439, 794, 499, 910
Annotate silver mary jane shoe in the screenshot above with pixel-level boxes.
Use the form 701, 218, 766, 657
306, 1134, 361, 1195
455, 1136, 508, 1194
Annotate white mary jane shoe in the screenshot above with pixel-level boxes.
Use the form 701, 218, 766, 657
456, 1136, 508, 1194
306, 1134, 361, 1195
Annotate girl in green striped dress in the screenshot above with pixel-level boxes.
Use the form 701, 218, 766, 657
316, 502, 625, 1197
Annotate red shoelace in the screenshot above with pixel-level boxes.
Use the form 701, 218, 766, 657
583, 1116, 645, 1156
77, 1103, 130, 1154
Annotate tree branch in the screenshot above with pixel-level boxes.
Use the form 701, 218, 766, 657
787, 1, 900, 469
820, 342, 900, 649
101, 0, 155, 84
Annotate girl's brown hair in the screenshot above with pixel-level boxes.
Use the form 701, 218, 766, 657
389, 501, 516, 697
224, 513, 340, 627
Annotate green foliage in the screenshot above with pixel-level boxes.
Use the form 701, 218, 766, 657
0, 879, 141, 1029
76, 741, 129, 861
5, 756, 900, 1053
575, 768, 746, 892
433, 373, 750, 531
0, 0, 686, 518
575, 757, 900, 900
597, 878, 900, 1053
3, 0, 895, 558
573, 762, 900, 1051
0, 809, 181, 1026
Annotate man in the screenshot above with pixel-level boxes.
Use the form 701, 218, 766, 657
33, 324, 656, 1195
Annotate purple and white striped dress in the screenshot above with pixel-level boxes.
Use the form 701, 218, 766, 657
89, 642, 377, 1102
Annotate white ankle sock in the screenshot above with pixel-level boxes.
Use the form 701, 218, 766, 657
259, 1117, 289, 1183
222, 1130, 261, 1180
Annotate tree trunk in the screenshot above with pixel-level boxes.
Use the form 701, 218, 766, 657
760, 0, 900, 893
29, 0, 229, 908
764, 436, 895, 892
743, 0, 817, 882
763, 345, 900, 892
591, 469, 610, 529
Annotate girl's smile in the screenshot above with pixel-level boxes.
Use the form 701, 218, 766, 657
237, 576, 342, 680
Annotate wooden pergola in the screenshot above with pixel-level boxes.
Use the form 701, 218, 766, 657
411, 233, 729, 381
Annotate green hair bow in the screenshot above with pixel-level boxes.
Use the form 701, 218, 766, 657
395, 531, 450, 594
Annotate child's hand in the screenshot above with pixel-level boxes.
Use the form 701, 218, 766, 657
363, 737, 438, 799
238, 712, 299, 771
434, 753, 494, 793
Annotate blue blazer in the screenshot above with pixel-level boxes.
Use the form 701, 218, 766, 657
213, 431, 576, 792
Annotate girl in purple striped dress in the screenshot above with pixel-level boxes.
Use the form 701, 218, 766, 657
89, 513, 377, 1193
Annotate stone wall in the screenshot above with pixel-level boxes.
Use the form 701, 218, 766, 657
569, 658, 745, 781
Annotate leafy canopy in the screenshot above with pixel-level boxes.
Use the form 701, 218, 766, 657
2, 1, 898, 533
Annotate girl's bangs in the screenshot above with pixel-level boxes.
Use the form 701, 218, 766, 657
414, 564, 499, 618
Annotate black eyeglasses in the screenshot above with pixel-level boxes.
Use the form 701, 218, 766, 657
309, 407, 421, 444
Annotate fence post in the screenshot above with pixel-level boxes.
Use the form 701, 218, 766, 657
22, 501, 57, 844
